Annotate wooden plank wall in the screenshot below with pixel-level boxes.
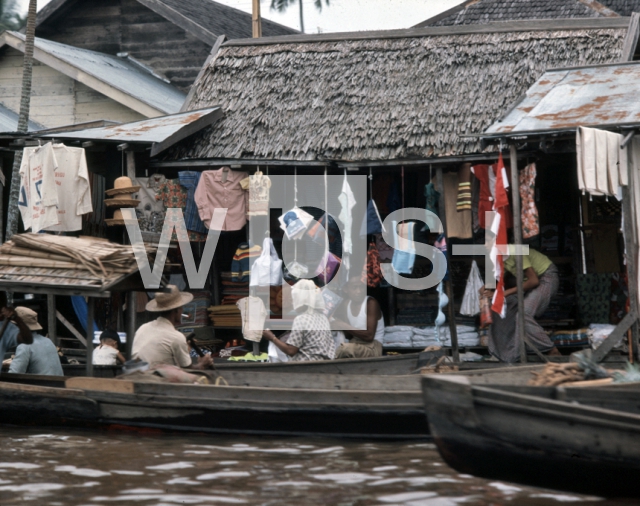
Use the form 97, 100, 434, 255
0, 47, 145, 128
37, 0, 212, 91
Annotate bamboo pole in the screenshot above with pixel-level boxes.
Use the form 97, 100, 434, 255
509, 144, 527, 363
47, 294, 56, 345
252, 0, 262, 38
126, 292, 136, 360
436, 166, 460, 362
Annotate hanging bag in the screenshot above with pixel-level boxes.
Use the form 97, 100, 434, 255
250, 237, 283, 287
460, 260, 483, 316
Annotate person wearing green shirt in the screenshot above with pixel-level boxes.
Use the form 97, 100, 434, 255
481, 247, 560, 362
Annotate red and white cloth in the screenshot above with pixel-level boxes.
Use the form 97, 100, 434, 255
491, 153, 510, 318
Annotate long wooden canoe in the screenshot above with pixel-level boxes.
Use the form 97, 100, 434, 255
0, 365, 547, 439
421, 374, 640, 498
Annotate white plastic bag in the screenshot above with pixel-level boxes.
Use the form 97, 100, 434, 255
250, 237, 283, 287
460, 260, 483, 316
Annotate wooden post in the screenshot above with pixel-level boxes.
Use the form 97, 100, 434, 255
509, 144, 527, 363
622, 137, 640, 360
85, 297, 94, 377
388, 285, 396, 326
252, 0, 262, 38
126, 292, 136, 360
125, 151, 136, 180
436, 166, 460, 362
47, 294, 56, 345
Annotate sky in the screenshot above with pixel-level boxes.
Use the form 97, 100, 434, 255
34, 0, 465, 33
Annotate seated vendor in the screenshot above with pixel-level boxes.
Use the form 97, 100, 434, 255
262, 280, 335, 361
132, 285, 213, 369
481, 246, 561, 362
333, 275, 384, 359
7, 307, 63, 376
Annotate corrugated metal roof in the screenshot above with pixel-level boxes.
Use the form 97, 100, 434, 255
0, 103, 44, 133
41, 107, 222, 156
486, 61, 640, 135
6, 32, 186, 116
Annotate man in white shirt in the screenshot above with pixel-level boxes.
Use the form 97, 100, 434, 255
132, 285, 213, 369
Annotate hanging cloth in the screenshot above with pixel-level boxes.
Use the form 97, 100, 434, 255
237, 296, 267, 342
391, 221, 415, 275
434, 281, 448, 344
491, 153, 510, 318
460, 260, 483, 316
422, 182, 443, 233
442, 171, 472, 239
359, 199, 384, 236
519, 163, 540, 239
338, 172, 356, 255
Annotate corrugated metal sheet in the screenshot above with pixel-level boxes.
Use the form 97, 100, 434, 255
8, 32, 186, 115
0, 103, 44, 133
41, 107, 222, 156
486, 61, 640, 135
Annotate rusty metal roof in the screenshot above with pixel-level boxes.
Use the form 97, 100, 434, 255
40, 107, 222, 156
485, 61, 640, 137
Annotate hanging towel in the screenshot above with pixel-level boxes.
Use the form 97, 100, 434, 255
576, 126, 623, 196
606, 131, 619, 196
392, 221, 415, 275
443, 171, 472, 239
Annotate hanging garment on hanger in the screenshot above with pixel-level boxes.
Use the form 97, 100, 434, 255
576, 126, 626, 196
442, 171, 472, 239
456, 163, 472, 211
422, 182, 443, 233
179, 171, 208, 234
18, 143, 59, 233
359, 199, 384, 237
231, 242, 262, 283
519, 163, 540, 239
279, 206, 314, 240
490, 153, 510, 317
338, 174, 356, 255
195, 167, 249, 231
240, 171, 271, 217
392, 222, 416, 275
156, 179, 207, 242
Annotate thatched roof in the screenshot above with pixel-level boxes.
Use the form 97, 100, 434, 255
168, 19, 633, 163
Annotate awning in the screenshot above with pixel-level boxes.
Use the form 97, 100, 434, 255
484, 61, 640, 139
39, 106, 223, 156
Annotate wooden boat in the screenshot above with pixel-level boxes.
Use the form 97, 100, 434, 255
421, 374, 640, 498
0, 371, 427, 439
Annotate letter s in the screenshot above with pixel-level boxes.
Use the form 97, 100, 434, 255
380, 208, 447, 291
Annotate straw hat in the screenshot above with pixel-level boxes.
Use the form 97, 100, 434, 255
146, 285, 193, 312
106, 176, 141, 196
104, 198, 140, 207
15, 306, 42, 331
105, 209, 126, 226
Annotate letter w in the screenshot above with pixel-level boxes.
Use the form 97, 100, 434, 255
122, 208, 227, 289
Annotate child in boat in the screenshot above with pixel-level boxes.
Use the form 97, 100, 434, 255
93, 329, 126, 365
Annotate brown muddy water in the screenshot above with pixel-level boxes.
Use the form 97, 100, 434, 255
0, 426, 621, 505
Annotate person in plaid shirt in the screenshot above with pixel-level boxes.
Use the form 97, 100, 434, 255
262, 280, 335, 361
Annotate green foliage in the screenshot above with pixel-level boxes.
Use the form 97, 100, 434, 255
0, 0, 26, 31
270, 0, 329, 14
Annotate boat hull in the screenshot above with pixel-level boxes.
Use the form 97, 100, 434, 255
422, 376, 640, 498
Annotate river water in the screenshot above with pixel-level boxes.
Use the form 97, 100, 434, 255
0, 426, 613, 505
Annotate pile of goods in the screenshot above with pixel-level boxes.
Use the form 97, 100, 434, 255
0, 233, 152, 285
207, 305, 241, 327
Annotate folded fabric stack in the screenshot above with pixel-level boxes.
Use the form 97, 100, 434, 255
550, 328, 589, 347
382, 326, 414, 348
208, 305, 242, 327
220, 271, 249, 306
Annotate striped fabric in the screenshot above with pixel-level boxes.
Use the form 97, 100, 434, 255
457, 181, 472, 211
231, 242, 262, 282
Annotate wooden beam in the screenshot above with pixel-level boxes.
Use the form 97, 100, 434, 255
180, 36, 226, 113
435, 166, 459, 363
56, 310, 86, 347
620, 13, 640, 62
509, 144, 527, 363
222, 17, 632, 47
252, 0, 262, 38
126, 292, 136, 361
86, 298, 94, 377
592, 311, 637, 362
126, 150, 136, 179
47, 294, 56, 345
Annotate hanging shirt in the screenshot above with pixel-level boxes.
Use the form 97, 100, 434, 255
442, 171, 472, 239
195, 167, 249, 231
156, 179, 206, 242
45, 144, 92, 232
240, 171, 271, 217
457, 163, 472, 211
178, 171, 207, 234
18, 143, 59, 233
422, 182, 443, 233
237, 296, 267, 343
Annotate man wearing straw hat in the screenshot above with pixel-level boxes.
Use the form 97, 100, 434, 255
132, 286, 213, 369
